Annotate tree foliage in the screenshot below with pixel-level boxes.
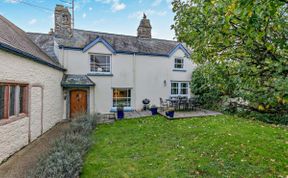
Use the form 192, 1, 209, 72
172, 0, 288, 115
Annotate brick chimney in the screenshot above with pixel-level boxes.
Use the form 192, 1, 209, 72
137, 13, 152, 39
54, 5, 72, 38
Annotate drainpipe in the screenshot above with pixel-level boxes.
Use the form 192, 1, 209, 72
62, 48, 65, 68
28, 84, 44, 143
133, 53, 136, 110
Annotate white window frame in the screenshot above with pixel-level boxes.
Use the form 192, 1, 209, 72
90, 54, 112, 74
170, 81, 189, 97
112, 88, 132, 108
174, 58, 184, 69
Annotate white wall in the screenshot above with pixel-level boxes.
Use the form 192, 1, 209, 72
134, 49, 195, 109
0, 50, 64, 163
60, 42, 196, 113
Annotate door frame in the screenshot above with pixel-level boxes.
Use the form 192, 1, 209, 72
65, 88, 90, 119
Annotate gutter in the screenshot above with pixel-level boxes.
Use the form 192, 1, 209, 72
58, 45, 170, 57
0, 42, 66, 72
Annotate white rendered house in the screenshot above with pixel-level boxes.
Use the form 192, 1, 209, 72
0, 5, 195, 162
28, 5, 195, 117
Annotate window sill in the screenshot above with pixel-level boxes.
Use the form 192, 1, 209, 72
173, 69, 187, 72
88, 73, 113, 77
0, 114, 28, 126
110, 107, 134, 112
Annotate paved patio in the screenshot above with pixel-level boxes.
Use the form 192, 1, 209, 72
159, 109, 222, 119
124, 110, 152, 119
116, 109, 221, 120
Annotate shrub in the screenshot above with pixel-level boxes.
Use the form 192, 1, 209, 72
29, 114, 100, 178
236, 111, 288, 125
191, 63, 237, 110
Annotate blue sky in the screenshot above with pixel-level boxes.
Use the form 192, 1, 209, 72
0, 0, 176, 40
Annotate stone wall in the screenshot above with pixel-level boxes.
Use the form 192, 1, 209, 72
0, 50, 64, 163
0, 117, 29, 163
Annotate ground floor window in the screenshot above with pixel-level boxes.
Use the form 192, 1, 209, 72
171, 81, 189, 97
113, 88, 131, 107
0, 83, 28, 120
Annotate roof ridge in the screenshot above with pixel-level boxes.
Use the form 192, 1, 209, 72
73, 28, 178, 43
27, 32, 50, 35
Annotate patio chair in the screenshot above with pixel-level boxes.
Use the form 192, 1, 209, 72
160, 98, 169, 111
179, 97, 188, 110
189, 97, 201, 111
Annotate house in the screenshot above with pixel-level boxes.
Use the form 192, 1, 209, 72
28, 5, 195, 117
0, 5, 194, 163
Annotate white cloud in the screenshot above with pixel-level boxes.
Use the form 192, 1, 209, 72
111, 1, 126, 12
128, 9, 167, 19
152, 0, 162, 7
89, 7, 93, 11
95, 0, 126, 12
5, 0, 20, 3
28, 18, 37, 25
82, 13, 87, 18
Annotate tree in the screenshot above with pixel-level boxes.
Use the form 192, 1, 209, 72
172, 0, 288, 114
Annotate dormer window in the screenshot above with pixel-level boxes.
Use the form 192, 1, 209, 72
174, 58, 184, 69
90, 54, 111, 73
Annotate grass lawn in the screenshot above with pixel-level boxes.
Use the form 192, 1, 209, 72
81, 115, 288, 177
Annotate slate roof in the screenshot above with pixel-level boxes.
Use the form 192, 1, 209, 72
28, 29, 188, 57
27, 32, 59, 62
0, 15, 63, 70
61, 74, 95, 88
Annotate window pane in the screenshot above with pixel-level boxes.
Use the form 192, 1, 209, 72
171, 82, 179, 95
0, 86, 5, 119
181, 89, 188, 95
181, 83, 188, 88
174, 58, 183, 69
19, 86, 26, 113
180, 83, 188, 95
113, 88, 131, 107
9, 86, 15, 116
171, 89, 178, 95
171, 83, 178, 88
90, 55, 111, 72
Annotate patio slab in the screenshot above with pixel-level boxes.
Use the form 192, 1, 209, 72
159, 109, 222, 119
122, 110, 152, 119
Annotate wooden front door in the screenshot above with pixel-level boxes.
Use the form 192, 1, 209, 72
70, 90, 87, 118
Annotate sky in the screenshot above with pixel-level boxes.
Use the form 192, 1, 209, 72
0, 0, 177, 40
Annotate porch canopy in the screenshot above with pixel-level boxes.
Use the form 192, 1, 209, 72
61, 74, 95, 88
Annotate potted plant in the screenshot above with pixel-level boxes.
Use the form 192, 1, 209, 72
117, 104, 124, 120
165, 107, 175, 118
150, 105, 158, 115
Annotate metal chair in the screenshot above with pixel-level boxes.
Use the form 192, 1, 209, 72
160, 97, 169, 111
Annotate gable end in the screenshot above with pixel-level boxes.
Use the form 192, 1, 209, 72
82, 37, 116, 54
168, 43, 190, 57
